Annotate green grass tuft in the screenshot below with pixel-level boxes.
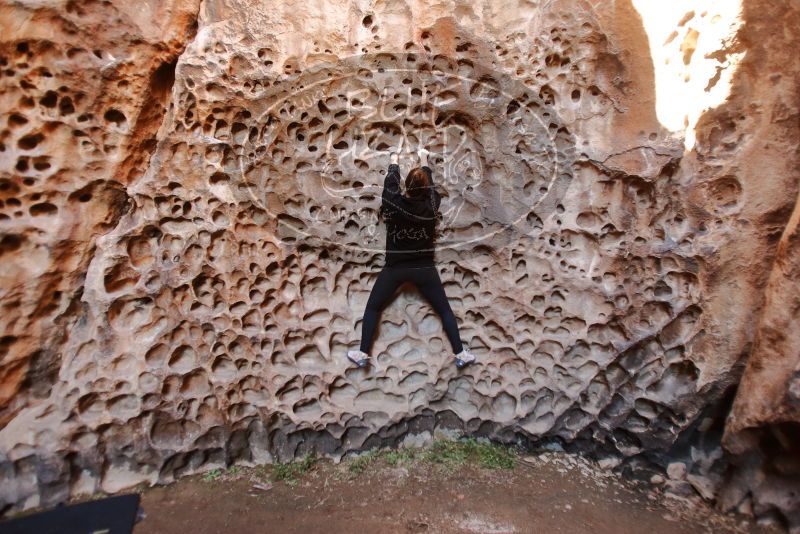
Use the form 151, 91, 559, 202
226, 466, 242, 477
202, 468, 222, 482
273, 455, 317, 487
384, 448, 418, 467
472, 439, 516, 469
423, 438, 516, 471
347, 449, 381, 477
265, 438, 514, 486
422, 439, 471, 471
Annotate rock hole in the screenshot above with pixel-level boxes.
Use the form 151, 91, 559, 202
8, 113, 28, 127
18, 133, 44, 150
59, 96, 75, 115
39, 91, 58, 108
33, 157, 50, 171
104, 108, 127, 126
210, 172, 230, 184
29, 202, 58, 216
0, 234, 23, 257
68, 183, 95, 203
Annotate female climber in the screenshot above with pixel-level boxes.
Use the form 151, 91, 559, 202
347, 139, 476, 369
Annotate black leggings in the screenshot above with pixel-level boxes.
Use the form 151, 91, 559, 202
359, 265, 464, 355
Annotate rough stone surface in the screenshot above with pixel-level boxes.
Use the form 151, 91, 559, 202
721, 186, 800, 526
0, 0, 201, 509
0, 0, 798, 527
0, 0, 200, 421
667, 462, 687, 481
714, 1, 800, 527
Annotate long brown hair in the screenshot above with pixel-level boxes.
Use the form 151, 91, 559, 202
405, 167, 431, 198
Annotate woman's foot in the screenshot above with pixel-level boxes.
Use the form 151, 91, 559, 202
347, 350, 369, 368
454, 349, 476, 369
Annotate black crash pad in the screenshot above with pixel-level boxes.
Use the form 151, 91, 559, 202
0, 493, 140, 534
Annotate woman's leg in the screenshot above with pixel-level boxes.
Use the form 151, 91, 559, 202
414, 267, 464, 354
359, 268, 402, 354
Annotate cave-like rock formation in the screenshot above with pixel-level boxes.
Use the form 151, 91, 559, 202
0, 0, 798, 527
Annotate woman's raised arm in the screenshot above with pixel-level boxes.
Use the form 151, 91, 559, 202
381, 138, 405, 213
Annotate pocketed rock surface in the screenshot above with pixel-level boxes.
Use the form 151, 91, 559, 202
0, 0, 798, 528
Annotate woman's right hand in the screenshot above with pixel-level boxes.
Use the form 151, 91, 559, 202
417, 147, 430, 166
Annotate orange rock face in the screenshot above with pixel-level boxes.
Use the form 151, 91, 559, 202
0, 0, 797, 526
0, 0, 200, 426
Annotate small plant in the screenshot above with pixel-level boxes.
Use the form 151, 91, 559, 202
254, 464, 271, 481
385, 448, 418, 467
472, 439, 516, 469
273, 455, 317, 487
347, 449, 380, 478
423, 439, 471, 471
226, 466, 242, 477
202, 468, 222, 482
422, 438, 516, 471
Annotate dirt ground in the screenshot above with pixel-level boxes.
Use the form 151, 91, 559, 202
134, 451, 777, 534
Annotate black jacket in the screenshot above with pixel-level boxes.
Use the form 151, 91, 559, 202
380, 163, 442, 267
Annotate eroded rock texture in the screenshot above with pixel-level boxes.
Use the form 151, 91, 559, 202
0, 0, 200, 421
0, 0, 798, 526
0, 0, 200, 506
712, 1, 800, 525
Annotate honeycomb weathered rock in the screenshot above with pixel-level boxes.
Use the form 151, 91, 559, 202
0, 0, 798, 526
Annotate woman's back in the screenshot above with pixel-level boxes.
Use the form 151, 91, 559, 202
380, 164, 441, 267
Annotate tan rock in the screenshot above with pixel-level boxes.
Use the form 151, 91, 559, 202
0, 0, 797, 527
666, 462, 687, 481
0, 0, 201, 429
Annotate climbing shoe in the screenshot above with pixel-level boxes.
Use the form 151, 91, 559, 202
347, 350, 369, 368
454, 350, 476, 369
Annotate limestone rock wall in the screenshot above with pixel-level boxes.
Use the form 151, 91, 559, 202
707, 1, 800, 525
0, 0, 200, 423
0, 0, 201, 507
0, 0, 797, 526
718, 1, 800, 515
721, 187, 800, 527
